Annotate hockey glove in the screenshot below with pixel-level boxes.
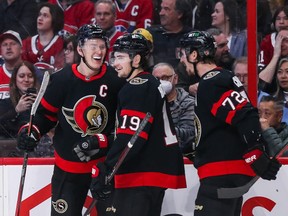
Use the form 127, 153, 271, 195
90, 162, 113, 200
243, 147, 282, 180
17, 123, 41, 152
73, 134, 107, 162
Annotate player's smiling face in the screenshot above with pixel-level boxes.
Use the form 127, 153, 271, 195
80, 39, 107, 69
112, 51, 133, 78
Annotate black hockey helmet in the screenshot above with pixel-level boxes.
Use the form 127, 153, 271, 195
179, 30, 216, 59
76, 24, 109, 48
113, 33, 150, 58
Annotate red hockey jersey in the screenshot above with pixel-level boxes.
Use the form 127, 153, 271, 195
114, 0, 153, 33
21, 35, 64, 72
258, 32, 276, 68
49, 0, 94, 34
0, 65, 11, 99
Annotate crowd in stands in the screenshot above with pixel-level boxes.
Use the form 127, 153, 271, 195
0, 0, 288, 159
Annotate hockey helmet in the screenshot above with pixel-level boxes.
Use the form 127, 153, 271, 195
77, 24, 109, 48
113, 33, 150, 58
179, 30, 216, 59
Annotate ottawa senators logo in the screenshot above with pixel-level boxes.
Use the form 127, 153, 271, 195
62, 95, 108, 136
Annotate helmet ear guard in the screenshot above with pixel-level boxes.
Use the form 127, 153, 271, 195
179, 30, 217, 60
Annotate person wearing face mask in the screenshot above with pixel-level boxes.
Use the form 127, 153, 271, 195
152, 62, 195, 159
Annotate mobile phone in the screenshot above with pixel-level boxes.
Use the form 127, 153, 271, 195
26, 87, 37, 94
26, 88, 37, 98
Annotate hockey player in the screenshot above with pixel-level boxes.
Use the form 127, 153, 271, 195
179, 30, 282, 216
17, 24, 124, 216
89, 33, 186, 216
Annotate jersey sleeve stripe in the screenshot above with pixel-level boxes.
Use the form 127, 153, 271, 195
41, 97, 59, 113
226, 101, 248, 124
211, 90, 233, 116
120, 109, 154, 123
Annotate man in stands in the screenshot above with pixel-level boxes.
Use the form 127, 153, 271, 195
93, 0, 124, 61
0, 30, 22, 100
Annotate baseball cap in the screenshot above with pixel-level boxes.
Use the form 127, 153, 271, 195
133, 28, 153, 44
0, 30, 22, 46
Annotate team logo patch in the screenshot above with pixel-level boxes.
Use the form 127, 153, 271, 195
62, 95, 108, 136
52, 199, 68, 213
203, 71, 220, 80
129, 77, 148, 85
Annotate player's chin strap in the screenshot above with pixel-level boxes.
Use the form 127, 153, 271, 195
126, 57, 139, 80
82, 56, 102, 72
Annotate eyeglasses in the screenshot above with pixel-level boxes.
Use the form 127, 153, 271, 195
159, 74, 175, 81
235, 73, 248, 81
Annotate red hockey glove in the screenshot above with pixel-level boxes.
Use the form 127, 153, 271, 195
17, 123, 41, 152
243, 147, 281, 180
73, 134, 108, 162
90, 162, 113, 200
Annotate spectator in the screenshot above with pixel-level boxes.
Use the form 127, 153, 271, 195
232, 56, 269, 104
258, 29, 288, 94
259, 95, 288, 157
113, 0, 153, 32
258, 6, 288, 71
0, 30, 23, 100
211, 0, 247, 58
63, 34, 80, 65
90, 33, 186, 216
179, 30, 281, 216
21, 2, 65, 79
147, 0, 192, 68
207, 27, 235, 71
274, 57, 288, 124
0, 61, 38, 139
49, 0, 94, 35
93, 0, 124, 61
132, 28, 154, 72
0, 0, 38, 40
152, 62, 195, 158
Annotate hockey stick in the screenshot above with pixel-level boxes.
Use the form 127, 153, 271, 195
217, 141, 288, 199
83, 112, 152, 216
15, 71, 50, 216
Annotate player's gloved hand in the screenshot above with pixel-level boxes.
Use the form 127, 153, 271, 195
243, 147, 282, 180
90, 162, 113, 200
17, 123, 41, 152
73, 134, 107, 162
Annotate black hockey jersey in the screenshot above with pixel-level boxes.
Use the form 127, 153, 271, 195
105, 72, 186, 189
34, 64, 125, 173
194, 68, 261, 180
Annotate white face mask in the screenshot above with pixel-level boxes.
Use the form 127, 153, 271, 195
160, 80, 172, 95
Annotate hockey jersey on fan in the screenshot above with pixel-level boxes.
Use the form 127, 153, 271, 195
33, 64, 125, 173
258, 32, 276, 69
22, 35, 64, 72
114, 0, 153, 33
194, 68, 260, 180
49, 0, 94, 34
0, 65, 11, 99
105, 71, 186, 189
